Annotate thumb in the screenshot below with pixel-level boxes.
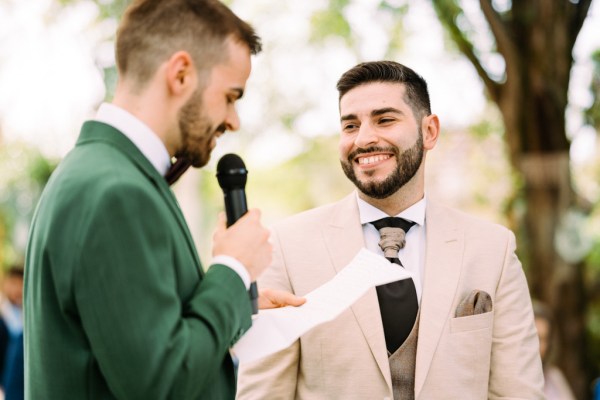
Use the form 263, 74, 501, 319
215, 212, 228, 233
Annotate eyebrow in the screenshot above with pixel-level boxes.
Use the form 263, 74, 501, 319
372, 107, 403, 117
340, 107, 404, 122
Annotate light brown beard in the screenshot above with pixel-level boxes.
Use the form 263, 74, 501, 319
177, 90, 218, 168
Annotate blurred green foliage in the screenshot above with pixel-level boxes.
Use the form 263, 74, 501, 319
310, 4, 352, 44
58, 0, 130, 21
585, 50, 600, 130
310, 0, 408, 58
0, 142, 57, 270
187, 135, 354, 261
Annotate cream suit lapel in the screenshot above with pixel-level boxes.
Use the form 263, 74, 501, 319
323, 193, 393, 390
414, 201, 464, 397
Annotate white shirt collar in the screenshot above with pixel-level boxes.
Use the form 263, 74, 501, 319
357, 192, 426, 226
94, 103, 171, 176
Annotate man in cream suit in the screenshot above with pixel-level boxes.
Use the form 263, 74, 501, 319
237, 61, 544, 399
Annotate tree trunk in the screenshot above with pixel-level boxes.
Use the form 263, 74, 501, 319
431, 0, 594, 396
503, 2, 591, 396
518, 153, 589, 399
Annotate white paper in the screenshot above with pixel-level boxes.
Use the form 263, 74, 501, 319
232, 248, 412, 364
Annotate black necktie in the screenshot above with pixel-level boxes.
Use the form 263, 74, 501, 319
371, 217, 418, 354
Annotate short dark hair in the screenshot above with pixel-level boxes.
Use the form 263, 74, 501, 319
5, 264, 24, 279
116, 0, 262, 87
336, 61, 432, 120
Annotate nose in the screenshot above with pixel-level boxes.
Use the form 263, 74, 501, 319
225, 106, 240, 131
354, 122, 378, 148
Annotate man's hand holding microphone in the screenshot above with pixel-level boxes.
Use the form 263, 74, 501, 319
213, 154, 305, 311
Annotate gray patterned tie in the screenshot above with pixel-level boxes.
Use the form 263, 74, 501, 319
371, 217, 418, 354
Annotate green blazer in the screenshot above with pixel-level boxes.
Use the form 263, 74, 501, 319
24, 121, 252, 399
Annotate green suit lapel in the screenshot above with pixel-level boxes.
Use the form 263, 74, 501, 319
77, 121, 203, 274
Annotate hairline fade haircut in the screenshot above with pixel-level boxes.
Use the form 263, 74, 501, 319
336, 61, 432, 121
116, 0, 262, 90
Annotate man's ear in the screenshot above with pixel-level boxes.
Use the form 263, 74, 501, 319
165, 51, 196, 98
422, 114, 440, 150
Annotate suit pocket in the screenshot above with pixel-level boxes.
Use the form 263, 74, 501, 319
450, 310, 493, 333
444, 311, 494, 392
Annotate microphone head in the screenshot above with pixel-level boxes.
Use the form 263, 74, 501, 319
216, 153, 248, 190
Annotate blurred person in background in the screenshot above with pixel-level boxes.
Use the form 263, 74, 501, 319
533, 301, 576, 400
0, 265, 24, 400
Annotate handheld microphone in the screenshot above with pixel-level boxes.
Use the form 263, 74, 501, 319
216, 153, 258, 314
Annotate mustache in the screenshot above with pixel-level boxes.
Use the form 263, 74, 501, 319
183, 122, 228, 144
215, 123, 227, 134
347, 146, 399, 162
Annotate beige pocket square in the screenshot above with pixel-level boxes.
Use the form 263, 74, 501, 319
455, 290, 493, 318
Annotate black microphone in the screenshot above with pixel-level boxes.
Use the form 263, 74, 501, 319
216, 153, 258, 314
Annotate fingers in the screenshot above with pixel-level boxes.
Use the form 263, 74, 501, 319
275, 291, 306, 307
211, 209, 272, 281
217, 211, 227, 228
213, 212, 227, 235
258, 288, 306, 310
212, 212, 227, 251
245, 208, 261, 221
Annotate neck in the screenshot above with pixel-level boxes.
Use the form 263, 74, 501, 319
358, 174, 424, 216
112, 79, 178, 156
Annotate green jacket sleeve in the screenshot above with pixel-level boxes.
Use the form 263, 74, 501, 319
73, 181, 252, 399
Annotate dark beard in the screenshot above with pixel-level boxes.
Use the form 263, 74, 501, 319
177, 91, 224, 168
177, 131, 211, 168
340, 132, 424, 199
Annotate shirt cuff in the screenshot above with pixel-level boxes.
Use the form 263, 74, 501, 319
211, 255, 251, 290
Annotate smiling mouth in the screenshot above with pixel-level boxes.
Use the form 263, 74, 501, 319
356, 154, 392, 166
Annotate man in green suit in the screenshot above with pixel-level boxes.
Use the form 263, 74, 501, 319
24, 1, 302, 398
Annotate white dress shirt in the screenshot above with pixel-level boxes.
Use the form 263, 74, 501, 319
93, 103, 251, 289
357, 193, 427, 302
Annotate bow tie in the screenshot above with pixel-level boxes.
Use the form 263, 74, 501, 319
165, 158, 191, 186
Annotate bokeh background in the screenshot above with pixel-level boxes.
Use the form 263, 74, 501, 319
1, 0, 599, 397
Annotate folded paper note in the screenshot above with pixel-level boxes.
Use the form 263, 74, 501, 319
232, 248, 412, 363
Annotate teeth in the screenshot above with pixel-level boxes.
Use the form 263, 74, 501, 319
358, 154, 390, 165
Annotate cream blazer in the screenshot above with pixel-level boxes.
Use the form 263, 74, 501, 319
237, 194, 544, 400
